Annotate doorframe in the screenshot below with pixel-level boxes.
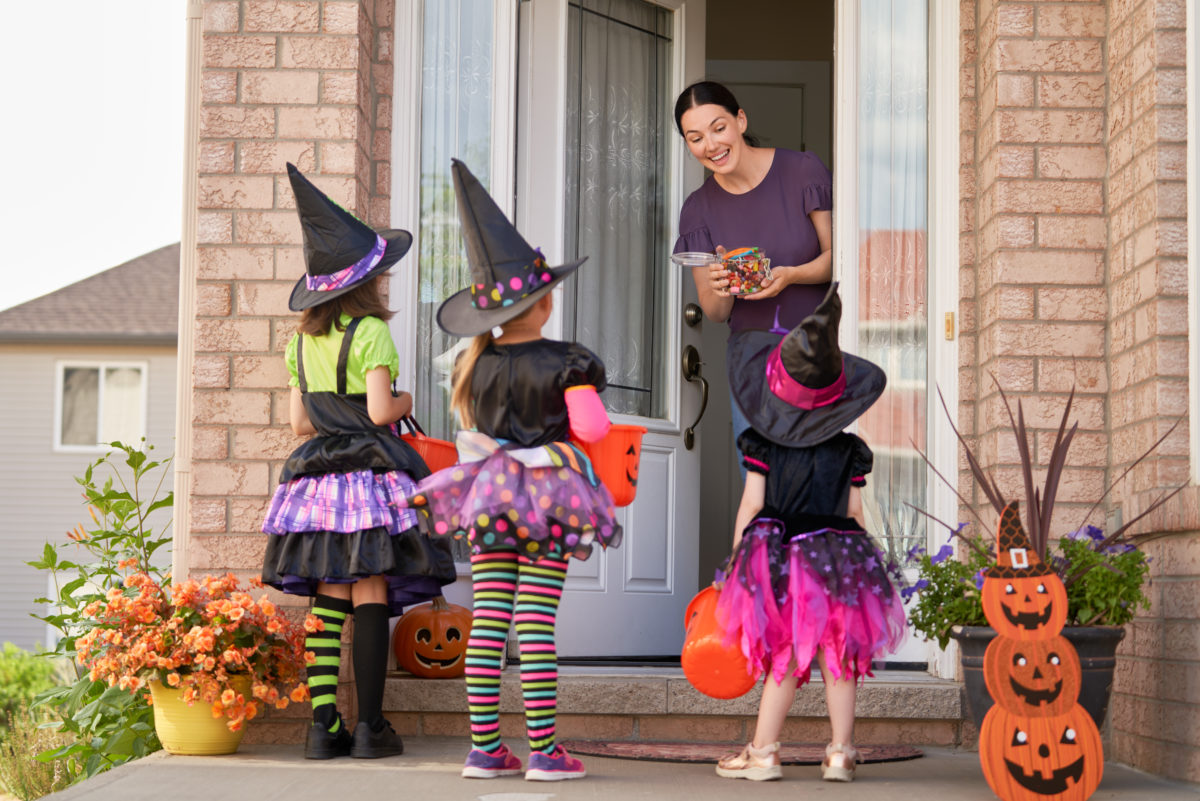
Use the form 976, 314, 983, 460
833, 0, 960, 678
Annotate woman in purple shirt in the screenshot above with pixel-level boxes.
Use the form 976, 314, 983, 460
673, 81, 833, 447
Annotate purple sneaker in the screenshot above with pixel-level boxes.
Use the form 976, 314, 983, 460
525, 745, 587, 781
461, 744, 523, 779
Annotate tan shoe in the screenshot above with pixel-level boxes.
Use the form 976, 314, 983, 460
715, 741, 782, 781
821, 742, 858, 782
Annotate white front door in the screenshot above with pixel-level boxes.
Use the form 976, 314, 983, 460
517, 0, 707, 657
391, 0, 707, 658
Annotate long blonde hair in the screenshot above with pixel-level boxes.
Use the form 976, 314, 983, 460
450, 333, 491, 429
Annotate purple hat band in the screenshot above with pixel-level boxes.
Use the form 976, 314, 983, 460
305, 234, 387, 292
766, 344, 846, 410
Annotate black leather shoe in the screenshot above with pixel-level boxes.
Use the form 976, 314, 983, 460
351, 719, 404, 758
304, 716, 353, 759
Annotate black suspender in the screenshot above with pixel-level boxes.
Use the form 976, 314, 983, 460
296, 317, 363, 394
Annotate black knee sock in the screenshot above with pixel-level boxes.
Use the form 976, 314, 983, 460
352, 602, 390, 730
308, 594, 353, 730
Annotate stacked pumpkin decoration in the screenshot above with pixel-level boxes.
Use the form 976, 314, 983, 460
391, 595, 472, 678
978, 503, 1103, 801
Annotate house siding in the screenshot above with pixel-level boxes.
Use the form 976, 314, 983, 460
0, 345, 176, 650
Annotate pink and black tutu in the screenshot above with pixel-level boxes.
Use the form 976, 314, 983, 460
402, 430, 622, 561
716, 513, 906, 685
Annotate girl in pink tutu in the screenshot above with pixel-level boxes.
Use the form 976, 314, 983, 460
403, 160, 621, 782
715, 282, 906, 782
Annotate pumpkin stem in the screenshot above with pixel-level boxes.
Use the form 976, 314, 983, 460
431, 595, 449, 611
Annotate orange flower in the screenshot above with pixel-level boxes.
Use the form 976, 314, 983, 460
220, 688, 236, 706
289, 685, 309, 703
167, 672, 181, 687
259, 598, 276, 616
303, 615, 325, 633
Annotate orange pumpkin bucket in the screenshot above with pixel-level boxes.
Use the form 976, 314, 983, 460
578, 423, 647, 507
681, 586, 756, 699
400, 416, 458, 473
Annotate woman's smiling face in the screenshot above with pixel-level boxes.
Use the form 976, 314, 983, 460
679, 103, 747, 174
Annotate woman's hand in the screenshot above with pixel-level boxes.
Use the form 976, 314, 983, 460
742, 264, 794, 300
690, 245, 735, 322
707, 246, 730, 297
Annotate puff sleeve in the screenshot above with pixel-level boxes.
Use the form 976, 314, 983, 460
849, 434, 873, 487
560, 343, 608, 393
352, 316, 400, 382
736, 429, 773, 476
673, 192, 716, 255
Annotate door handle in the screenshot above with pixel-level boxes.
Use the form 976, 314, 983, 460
681, 345, 708, 450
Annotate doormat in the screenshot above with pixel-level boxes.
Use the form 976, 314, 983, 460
559, 740, 923, 765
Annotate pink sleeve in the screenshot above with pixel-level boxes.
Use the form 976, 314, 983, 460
565, 385, 611, 443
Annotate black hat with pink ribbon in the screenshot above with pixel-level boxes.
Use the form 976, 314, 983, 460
728, 282, 886, 447
285, 163, 412, 311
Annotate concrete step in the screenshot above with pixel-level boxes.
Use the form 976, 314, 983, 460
379, 667, 968, 747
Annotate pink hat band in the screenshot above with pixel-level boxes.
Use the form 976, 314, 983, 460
766, 345, 846, 410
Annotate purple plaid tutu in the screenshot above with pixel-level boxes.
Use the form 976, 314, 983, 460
262, 469, 419, 535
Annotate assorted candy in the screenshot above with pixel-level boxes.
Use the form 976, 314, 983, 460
723, 247, 772, 295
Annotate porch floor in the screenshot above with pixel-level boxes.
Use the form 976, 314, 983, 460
51, 738, 1200, 801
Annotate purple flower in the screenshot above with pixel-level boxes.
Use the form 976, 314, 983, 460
973, 570, 986, 590
1069, 525, 1105, 543
906, 544, 927, 562
930, 544, 955, 565
900, 579, 930, 602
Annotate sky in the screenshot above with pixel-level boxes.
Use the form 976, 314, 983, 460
0, 1, 185, 312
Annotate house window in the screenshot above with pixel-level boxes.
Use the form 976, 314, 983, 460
55, 362, 147, 451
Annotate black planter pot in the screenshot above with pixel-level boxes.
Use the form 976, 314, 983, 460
950, 625, 1126, 729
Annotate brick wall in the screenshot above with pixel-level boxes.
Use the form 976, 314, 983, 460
970, 0, 1108, 523
190, 0, 393, 743
1104, 0, 1199, 783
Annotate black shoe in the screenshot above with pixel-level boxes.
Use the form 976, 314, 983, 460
305, 717, 353, 760
351, 719, 404, 758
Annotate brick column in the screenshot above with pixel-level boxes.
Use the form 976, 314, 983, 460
1105, 0, 1197, 782
189, 0, 393, 743
971, 0, 1107, 521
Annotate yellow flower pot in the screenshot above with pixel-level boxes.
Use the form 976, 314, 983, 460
149, 676, 250, 755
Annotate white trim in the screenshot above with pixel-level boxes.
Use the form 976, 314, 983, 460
53, 360, 149, 453
390, 0, 425, 394
928, 0, 961, 679
832, 0, 859, 357
1188, 0, 1199, 483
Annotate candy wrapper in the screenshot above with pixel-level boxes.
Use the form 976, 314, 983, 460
723, 247, 772, 295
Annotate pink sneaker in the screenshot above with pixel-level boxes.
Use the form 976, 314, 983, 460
461, 744, 523, 779
525, 745, 587, 781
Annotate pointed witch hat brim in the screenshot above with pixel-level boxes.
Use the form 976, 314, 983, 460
435, 159, 586, 337
285, 164, 413, 311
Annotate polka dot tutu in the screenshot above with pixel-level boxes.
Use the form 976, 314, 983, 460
403, 449, 623, 561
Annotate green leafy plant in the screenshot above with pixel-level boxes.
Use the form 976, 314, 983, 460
0, 704, 72, 801
905, 387, 1179, 649
0, 644, 61, 735
28, 441, 173, 783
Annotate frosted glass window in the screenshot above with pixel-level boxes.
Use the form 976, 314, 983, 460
57, 363, 146, 449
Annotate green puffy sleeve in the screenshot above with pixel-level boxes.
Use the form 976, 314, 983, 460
284, 333, 300, 388
352, 316, 400, 382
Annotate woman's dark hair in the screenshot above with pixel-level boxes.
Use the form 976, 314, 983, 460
298, 275, 394, 336
673, 80, 758, 146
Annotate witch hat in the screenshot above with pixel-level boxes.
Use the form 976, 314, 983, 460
986, 502, 1052, 578
728, 282, 887, 446
436, 159, 586, 337
285, 163, 412, 311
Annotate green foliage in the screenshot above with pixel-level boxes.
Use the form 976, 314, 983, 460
28, 441, 172, 784
0, 644, 60, 735
903, 524, 1152, 647
0, 705, 72, 801
902, 538, 992, 649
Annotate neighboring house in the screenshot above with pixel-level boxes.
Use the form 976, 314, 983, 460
0, 244, 178, 650
180, 0, 1198, 782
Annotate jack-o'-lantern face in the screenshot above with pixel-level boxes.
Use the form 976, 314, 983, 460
985, 636, 1081, 716
391, 597, 471, 678
982, 574, 1068, 641
980, 706, 1104, 801
624, 444, 640, 488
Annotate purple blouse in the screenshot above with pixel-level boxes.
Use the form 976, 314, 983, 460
674, 148, 833, 334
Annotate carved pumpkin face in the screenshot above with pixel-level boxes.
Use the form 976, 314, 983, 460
391, 597, 471, 678
979, 706, 1103, 801
982, 574, 1068, 641
985, 636, 1081, 716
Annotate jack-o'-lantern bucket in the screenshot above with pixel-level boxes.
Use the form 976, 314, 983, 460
681, 586, 757, 699
578, 424, 647, 507
400, 416, 458, 473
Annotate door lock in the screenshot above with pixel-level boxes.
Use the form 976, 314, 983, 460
681, 344, 708, 450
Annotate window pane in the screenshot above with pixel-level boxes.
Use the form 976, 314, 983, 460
562, 0, 673, 418
413, 0, 495, 442
854, 0, 929, 565
101, 367, 144, 445
61, 367, 99, 446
